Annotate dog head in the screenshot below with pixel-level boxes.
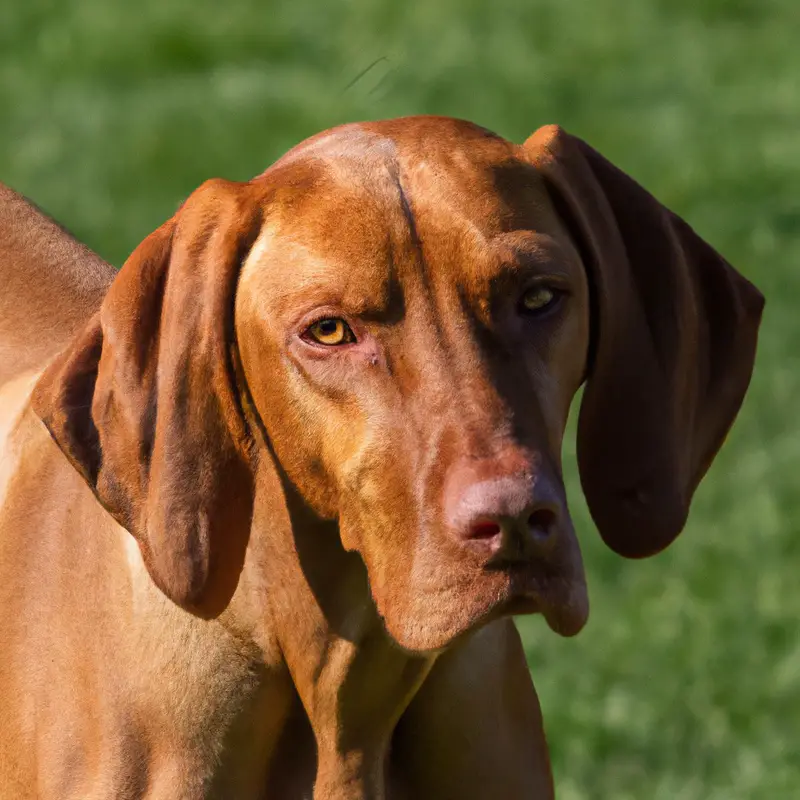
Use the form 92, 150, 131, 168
33, 117, 763, 652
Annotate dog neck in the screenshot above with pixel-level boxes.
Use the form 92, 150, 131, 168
239, 456, 436, 795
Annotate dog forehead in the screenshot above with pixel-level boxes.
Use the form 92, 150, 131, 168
263, 116, 549, 222
242, 118, 565, 301
269, 115, 514, 171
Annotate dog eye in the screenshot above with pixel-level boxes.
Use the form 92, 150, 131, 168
305, 318, 356, 346
520, 286, 560, 314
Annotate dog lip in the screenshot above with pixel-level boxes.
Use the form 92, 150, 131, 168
542, 599, 588, 637
487, 560, 589, 637
484, 553, 535, 570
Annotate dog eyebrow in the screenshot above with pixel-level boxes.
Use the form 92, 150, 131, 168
490, 230, 570, 260
278, 281, 402, 324
272, 257, 401, 325
479, 232, 578, 283
241, 219, 398, 322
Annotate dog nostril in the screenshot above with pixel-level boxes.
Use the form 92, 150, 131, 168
468, 520, 503, 540
527, 508, 557, 540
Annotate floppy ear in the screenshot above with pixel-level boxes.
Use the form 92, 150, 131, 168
524, 126, 764, 559
32, 178, 263, 615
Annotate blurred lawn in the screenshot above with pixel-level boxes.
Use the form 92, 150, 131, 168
2, 1, 799, 796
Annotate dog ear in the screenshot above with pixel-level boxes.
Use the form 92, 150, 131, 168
524, 126, 764, 559
32, 179, 263, 615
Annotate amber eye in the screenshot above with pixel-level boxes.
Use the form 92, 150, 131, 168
520, 286, 559, 314
305, 318, 356, 346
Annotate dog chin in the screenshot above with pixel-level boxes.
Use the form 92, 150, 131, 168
375, 572, 589, 655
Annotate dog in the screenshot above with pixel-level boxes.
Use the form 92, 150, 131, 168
0, 116, 763, 798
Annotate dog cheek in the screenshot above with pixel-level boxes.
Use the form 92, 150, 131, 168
337, 471, 402, 554
260, 399, 342, 519
337, 465, 421, 609
332, 419, 407, 533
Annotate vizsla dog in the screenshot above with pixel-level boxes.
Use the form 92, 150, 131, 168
0, 117, 763, 799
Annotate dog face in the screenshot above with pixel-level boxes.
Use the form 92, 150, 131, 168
236, 122, 590, 650
33, 117, 763, 653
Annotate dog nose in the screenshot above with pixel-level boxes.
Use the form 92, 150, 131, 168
446, 474, 562, 563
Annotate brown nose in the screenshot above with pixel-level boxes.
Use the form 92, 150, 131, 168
445, 472, 562, 564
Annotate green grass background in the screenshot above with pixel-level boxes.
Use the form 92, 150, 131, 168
2, 1, 798, 796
